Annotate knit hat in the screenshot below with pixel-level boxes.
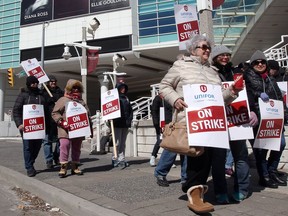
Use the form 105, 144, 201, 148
48, 75, 57, 82
250, 50, 267, 64
26, 76, 39, 86
268, 60, 280, 70
211, 45, 232, 60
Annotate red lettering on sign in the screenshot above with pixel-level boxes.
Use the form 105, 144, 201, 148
225, 100, 249, 127
28, 66, 45, 79
102, 99, 119, 116
187, 106, 226, 134
67, 113, 89, 131
257, 119, 283, 139
23, 117, 45, 133
177, 21, 199, 42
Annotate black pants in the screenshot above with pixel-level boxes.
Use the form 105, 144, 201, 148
182, 147, 214, 193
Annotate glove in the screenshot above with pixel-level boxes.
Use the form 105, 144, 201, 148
249, 111, 258, 127
260, 92, 269, 102
58, 120, 69, 130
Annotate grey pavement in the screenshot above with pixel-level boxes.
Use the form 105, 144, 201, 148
0, 138, 288, 216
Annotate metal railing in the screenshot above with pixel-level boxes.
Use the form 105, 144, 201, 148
131, 97, 153, 120
264, 35, 288, 68
89, 95, 154, 153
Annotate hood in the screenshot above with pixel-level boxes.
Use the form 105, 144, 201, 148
65, 79, 84, 94
115, 82, 128, 94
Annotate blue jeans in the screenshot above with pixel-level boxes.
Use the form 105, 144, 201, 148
211, 140, 250, 196
225, 149, 234, 169
23, 139, 42, 171
250, 132, 286, 178
154, 149, 187, 183
43, 134, 60, 163
230, 140, 250, 196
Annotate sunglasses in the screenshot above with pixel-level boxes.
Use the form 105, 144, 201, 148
218, 53, 231, 58
252, 60, 266, 66
196, 44, 211, 51
72, 86, 81, 90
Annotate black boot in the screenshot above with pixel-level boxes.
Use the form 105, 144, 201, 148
259, 176, 278, 188
269, 171, 287, 186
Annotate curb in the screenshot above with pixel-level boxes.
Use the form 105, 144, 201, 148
0, 165, 126, 216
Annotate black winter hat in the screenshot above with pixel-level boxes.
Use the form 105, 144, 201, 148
250, 50, 267, 64
268, 60, 280, 70
48, 75, 57, 82
26, 76, 39, 86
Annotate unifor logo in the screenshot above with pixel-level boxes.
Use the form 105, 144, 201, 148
73, 102, 78, 107
32, 105, 36, 110
222, 83, 229, 89
107, 90, 111, 95
270, 100, 274, 107
200, 85, 207, 93
28, 59, 32, 64
184, 5, 188, 11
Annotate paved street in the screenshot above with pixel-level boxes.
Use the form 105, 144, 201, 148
0, 138, 288, 216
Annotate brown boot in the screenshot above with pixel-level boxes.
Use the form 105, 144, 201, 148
59, 163, 68, 178
71, 162, 83, 175
187, 185, 214, 214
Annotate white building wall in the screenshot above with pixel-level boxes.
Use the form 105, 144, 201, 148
19, 9, 133, 50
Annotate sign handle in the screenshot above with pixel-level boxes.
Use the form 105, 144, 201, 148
110, 119, 117, 159
43, 83, 53, 97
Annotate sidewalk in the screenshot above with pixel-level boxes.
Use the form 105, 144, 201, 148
0, 138, 288, 216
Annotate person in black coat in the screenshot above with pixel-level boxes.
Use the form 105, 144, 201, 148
149, 93, 172, 166
13, 76, 47, 177
244, 50, 288, 188
268, 60, 288, 82
210, 45, 258, 203
112, 82, 133, 167
42, 75, 64, 168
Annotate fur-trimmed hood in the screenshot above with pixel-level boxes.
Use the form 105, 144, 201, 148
65, 79, 84, 93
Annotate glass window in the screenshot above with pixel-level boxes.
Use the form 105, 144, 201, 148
139, 20, 158, 28
159, 17, 175, 25
159, 25, 176, 34
140, 28, 158, 36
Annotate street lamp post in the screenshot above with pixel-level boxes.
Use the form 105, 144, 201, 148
103, 53, 127, 87
41, 21, 49, 69
81, 23, 88, 102
62, 18, 101, 103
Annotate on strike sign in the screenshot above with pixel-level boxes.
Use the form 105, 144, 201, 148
21, 58, 49, 84
101, 88, 121, 121
254, 99, 284, 151
183, 84, 229, 149
23, 104, 45, 140
222, 81, 254, 140
174, 4, 199, 50
66, 101, 91, 139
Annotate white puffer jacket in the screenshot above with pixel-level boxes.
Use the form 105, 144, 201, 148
160, 55, 237, 123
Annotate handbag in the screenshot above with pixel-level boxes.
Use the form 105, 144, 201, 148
160, 110, 204, 157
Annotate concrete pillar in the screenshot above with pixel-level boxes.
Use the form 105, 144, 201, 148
197, 0, 215, 45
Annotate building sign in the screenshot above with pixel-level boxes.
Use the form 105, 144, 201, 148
20, 0, 130, 26
90, 0, 130, 13
174, 4, 199, 50
54, 0, 89, 19
21, 0, 53, 25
